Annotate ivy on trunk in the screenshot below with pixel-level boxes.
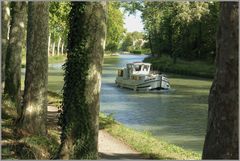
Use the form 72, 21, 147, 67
58, 2, 106, 159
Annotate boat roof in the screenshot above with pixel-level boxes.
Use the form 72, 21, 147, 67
127, 62, 151, 65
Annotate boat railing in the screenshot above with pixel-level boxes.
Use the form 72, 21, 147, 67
149, 70, 160, 75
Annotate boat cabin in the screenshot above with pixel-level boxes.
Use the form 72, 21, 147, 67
117, 62, 151, 79
116, 62, 171, 90
127, 62, 151, 75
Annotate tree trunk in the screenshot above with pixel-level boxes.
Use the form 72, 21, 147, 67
202, 2, 238, 159
148, 34, 153, 57
173, 53, 177, 64
197, 21, 202, 59
1, 1, 10, 90
19, 2, 49, 136
52, 42, 55, 56
57, 36, 61, 56
61, 42, 64, 55
168, 25, 172, 55
48, 34, 51, 56
4, 2, 27, 113
58, 2, 106, 159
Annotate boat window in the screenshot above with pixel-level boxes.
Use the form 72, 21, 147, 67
127, 64, 133, 69
134, 65, 142, 71
143, 65, 149, 71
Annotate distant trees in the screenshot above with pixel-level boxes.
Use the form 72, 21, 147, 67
202, 2, 238, 159
121, 33, 133, 51
19, 2, 49, 135
106, 2, 125, 52
4, 2, 27, 113
141, 2, 219, 62
120, 31, 144, 52
49, 2, 70, 56
58, 2, 106, 159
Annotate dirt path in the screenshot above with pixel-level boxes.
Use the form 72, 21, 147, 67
98, 130, 144, 159
47, 105, 144, 160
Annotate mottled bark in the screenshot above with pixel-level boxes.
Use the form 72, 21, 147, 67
1, 1, 10, 89
202, 2, 238, 159
58, 2, 106, 159
20, 2, 49, 136
4, 2, 27, 113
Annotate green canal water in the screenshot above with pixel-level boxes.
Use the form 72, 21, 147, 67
101, 54, 212, 154
21, 54, 212, 154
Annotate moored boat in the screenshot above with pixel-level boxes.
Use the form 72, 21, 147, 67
115, 62, 170, 91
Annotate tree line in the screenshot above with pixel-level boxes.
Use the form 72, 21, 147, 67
1, 1, 239, 159
124, 2, 219, 63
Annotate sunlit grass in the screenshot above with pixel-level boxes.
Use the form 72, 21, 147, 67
21, 55, 66, 68
100, 113, 201, 160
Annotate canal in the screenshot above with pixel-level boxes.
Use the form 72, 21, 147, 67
100, 54, 212, 153
23, 54, 212, 154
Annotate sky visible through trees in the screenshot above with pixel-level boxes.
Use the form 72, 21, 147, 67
124, 10, 144, 32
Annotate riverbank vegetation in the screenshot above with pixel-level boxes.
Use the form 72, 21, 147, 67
144, 55, 215, 78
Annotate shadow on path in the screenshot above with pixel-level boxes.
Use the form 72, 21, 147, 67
99, 152, 145, 160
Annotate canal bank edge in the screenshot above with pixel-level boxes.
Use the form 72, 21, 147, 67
99, 113, 201, 160
50, 91, 201, 160
143, 55, 215, 79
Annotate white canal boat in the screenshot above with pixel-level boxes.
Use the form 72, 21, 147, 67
115, 62, 171, 91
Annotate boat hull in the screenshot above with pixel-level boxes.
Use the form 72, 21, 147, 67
115, 75, 170, 91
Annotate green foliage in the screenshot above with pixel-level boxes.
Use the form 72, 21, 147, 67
49, 2, 71, 43
120, 31, 147, 51
20, 135, 59, 159
106, 2, 125, 52
144, 55, 215, 78
142, 2, 219, 62
121, 1, 144, 14
121, 33, 133, 51
130, 50, 142, 54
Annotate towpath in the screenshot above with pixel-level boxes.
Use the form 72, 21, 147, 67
47, 105, 145, 160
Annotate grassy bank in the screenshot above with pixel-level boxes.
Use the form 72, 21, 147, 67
144, 55, 215, 78
99, 113, 201, 160
129, 49, 151, 55
48, 55, 67, 64
104, 49, 151, 55
21, 54, 66, 68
